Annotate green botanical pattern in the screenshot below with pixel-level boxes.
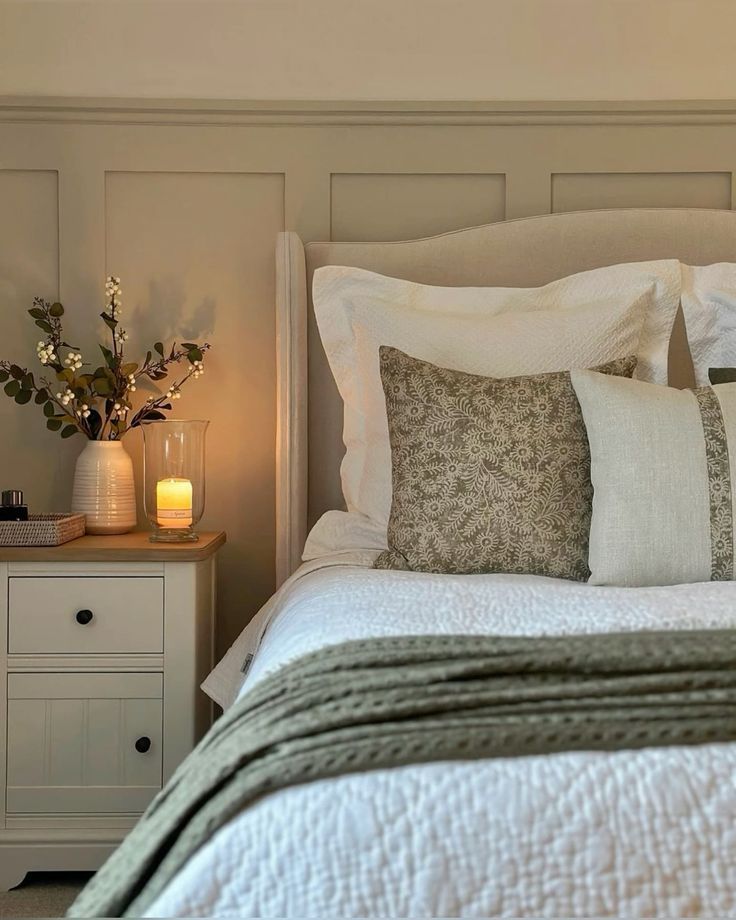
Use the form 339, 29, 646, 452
374, 347, 637, 579
694, 387, 734, 580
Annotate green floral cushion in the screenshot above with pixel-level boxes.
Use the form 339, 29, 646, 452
374, 346, 637, 579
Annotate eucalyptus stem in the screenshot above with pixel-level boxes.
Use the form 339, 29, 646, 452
1, 280, 211, 442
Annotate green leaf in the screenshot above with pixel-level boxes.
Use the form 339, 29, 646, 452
28, 307, 45, 319
9, 364, 24, 379
93, 378, 112, 395
149, 370, 167, 381
35, 320, 53, 334
73, 386, 86, 399
4, 380, 20, 397
46, 418, 63, 431
99, 346, 115, 369
35, 388, 49, 404
87, 409, 102, 438
154, 342, 164, 357
142, 409, 167, 422
43, 400, 55, 417
101, 314, 117, 331
121, 362, 138, 377
49, 302, 64, 317
181, 342, 197, 350
0, 370, 9, 383
61, 424, 79, 439
21, 372, 34, 390
145, 351, 152, 365
57, 368, 74, 383
14, 389, 32, 405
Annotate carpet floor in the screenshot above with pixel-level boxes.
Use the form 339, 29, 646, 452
0, 873, 90, 919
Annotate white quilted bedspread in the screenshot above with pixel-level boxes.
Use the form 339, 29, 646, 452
146, 557, 736, 918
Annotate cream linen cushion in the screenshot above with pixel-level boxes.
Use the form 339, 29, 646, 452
313, 261, 682, 536
571, 370, 736, 587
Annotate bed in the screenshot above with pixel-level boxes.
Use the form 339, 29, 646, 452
71, 210, 736, 918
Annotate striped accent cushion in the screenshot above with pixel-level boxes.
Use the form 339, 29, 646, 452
571, 370, 736, 587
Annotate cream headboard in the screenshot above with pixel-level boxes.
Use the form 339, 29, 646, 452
275, 207, 736, 584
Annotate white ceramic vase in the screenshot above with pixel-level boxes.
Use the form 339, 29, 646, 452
72, 441, 137, 535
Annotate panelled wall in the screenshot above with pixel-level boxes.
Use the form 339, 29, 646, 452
2, 99, 736, 652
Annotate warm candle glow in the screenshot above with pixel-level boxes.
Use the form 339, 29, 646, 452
156, 478, 193, 527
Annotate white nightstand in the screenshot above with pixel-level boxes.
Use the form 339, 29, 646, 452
0, 530, 225, 891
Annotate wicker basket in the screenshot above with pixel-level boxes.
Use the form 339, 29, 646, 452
0, 513, 86, 547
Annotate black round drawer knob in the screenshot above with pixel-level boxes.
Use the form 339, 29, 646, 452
75, 609, 94, 625
135, 736, 152, 754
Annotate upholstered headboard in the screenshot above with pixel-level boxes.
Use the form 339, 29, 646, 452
275, 208, 736, 584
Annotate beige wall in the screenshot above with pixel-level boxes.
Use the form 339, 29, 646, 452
3, 100, 736, 654
2, 0, 736, 101
2, 0, 736, 654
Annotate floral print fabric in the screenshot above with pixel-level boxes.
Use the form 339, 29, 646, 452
374, 347, 637, 579
694, 387, 734, 580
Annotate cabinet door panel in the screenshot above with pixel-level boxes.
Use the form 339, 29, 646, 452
47, 699, 84, 785
6, 673, 162, 814
6, 699, 47, 788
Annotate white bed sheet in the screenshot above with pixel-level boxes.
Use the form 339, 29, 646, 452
152, 558, 736, 918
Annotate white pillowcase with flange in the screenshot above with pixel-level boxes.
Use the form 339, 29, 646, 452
312, 261, 681, 536
681, 263, 736, 387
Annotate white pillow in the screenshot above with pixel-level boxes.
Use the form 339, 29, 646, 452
313, 261, 681, 535
302, 510, 386, 560
681, 263, 736, 387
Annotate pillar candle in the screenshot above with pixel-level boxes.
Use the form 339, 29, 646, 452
156, 477, 193, 527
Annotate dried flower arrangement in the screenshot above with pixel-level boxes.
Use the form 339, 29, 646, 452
0, 277, 210, 440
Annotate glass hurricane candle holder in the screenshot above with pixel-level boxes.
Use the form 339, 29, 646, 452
142, 419, 208, 542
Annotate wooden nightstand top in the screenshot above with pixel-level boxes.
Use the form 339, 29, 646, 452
0, 530, 226, 563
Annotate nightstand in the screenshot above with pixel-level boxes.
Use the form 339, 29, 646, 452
0, 530, 225, 891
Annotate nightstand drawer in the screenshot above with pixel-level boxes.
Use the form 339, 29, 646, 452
8, 577, 164, 654
6, 672, 163, 814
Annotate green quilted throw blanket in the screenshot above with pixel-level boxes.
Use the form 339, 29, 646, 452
69, 630, 736, 918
